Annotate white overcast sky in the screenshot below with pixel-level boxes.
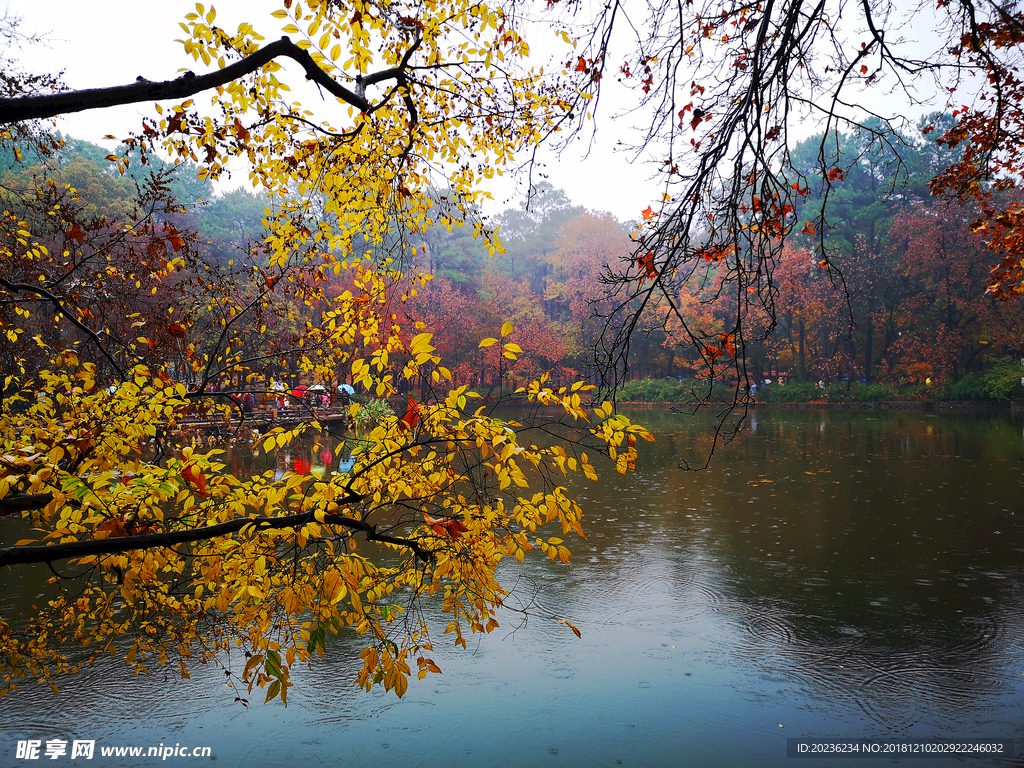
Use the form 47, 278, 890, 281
2, 0, 655, 220
3, 0, 954, 221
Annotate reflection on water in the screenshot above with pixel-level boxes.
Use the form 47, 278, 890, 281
3, 409, 1024, 767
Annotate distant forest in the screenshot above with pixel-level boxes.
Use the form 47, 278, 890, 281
5, 120, 1021, 400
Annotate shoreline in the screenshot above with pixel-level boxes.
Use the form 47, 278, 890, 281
615, 400, 1023, 412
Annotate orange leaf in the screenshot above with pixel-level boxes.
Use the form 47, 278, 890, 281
641, 205, 655, 221
232, 117, 251, 144
96, 518, 129, 539
560, 619, 582, 638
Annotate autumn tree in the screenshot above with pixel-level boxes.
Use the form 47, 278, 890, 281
545, 0, 1024, 393
491, 182, 584, 291
887, 199, 1024, 383
755, 121, 1024, 387
0, 2, 653, 704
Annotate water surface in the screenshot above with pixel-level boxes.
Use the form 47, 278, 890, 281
3, 408, 1024, 766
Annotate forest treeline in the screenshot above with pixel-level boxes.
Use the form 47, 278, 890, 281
6, 118, 1022, 401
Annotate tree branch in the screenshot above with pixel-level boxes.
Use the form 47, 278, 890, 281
0, 492, 53, 516
0, 275, 126, 376
0, 504, 435, 567
0, 36, 373, 124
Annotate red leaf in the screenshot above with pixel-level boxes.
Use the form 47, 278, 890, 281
636, 251, 658, 280
401, 396, 419, 430
260, 269, 279, 291
165, 227, 184, 253
180, 465, 207, 496
575, 57, 588, 73
423, 512, 469, 539
166, 113, 185, 134
444, 518, 469, 539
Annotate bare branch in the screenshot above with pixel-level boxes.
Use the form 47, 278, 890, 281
0, 36, 400, 124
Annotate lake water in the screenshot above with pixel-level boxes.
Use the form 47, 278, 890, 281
3, 408, 1024, 767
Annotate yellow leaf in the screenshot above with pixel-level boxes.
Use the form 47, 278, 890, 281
500, 321, 514, 337
478, 337, 498, 348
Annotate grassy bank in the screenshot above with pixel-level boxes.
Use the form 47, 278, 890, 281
615, 372, 1024, 405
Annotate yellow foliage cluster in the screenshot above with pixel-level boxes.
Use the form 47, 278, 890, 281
0, 1, 652, 701
0, 341, 651, 701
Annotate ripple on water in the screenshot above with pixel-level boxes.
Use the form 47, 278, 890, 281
726, 604, 881, 699
953, 614, 1005, 656
801, 576, 830, 588
734, 608, 797, 648
855, 665, 1007, 731
574, 566, 727, 627
8, 655, 226, 738
853, 693, 925, 735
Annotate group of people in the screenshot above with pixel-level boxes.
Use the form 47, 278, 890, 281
235, 381, 356, 416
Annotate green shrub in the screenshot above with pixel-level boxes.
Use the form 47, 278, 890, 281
757, 381, 819, 403
617, 378, 679, 402
616, 378, 737, 403
943, 374, 990, 401
852, 383, 899, 402
616, 369, 1024, 405
982, 357, 1024, 400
